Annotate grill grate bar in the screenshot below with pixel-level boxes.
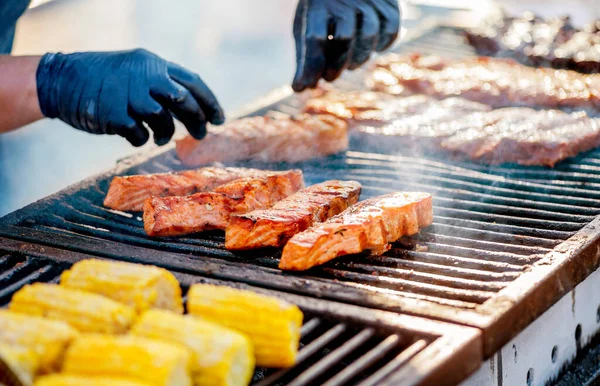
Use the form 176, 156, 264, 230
344, 152, 600, 200
433, 216, 574, 240
418, 233, 550, 255
400, 243, 537, 265
0, 264, 56, 305
287, 328, 376, 386
425, 223, 560, 249
388, 250, 525, 272
331, 264, 508, 292
432, 197, 594, 223
301, 318, 321, 337
323, 269, 496, 304
358, 339, 429, 386
343, 258, 521, 282
254, 324, 347, 386
343, 170, 600, 214
433, 207, 584, 231
322, 334, 404, 386
0, 254, 23, 271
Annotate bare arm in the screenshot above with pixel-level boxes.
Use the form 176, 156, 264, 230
0, 55, 44, 133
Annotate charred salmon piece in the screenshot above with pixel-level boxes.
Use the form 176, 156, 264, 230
225, 180, 362, 250
104, 167, 272, 212
143, 170, 304, 237
279, 192, 433, 271
175, 113, 348, 167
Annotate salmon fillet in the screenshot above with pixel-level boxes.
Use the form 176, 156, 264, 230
225, 180, 362, 250
175, 113, 348, 167
143, 170, 304, 236
368, 53, 600, 111
104, 167, 273, 212
279, 192, 433, 271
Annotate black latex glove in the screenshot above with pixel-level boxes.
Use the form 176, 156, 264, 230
292, 0, 401, 92
36, 49, 224, 146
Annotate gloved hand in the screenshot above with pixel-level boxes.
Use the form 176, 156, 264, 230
36, 49, 224, 146
292, 0, 400, 92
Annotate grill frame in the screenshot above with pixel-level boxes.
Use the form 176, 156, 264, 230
1, 24, 600, 361
0, 237, 482, 386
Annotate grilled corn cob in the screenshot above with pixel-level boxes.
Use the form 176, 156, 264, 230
34, 374, 152, 386
62, 334, 191, 386
0, 342, 38, 386
131, 309, 254, 386
60, 259, 183, 314
0, 310, 78, 373
187, 284, 303, 368
9, 283, 136, 334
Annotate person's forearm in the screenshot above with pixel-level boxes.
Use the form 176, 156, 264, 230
0, 55, 44, 133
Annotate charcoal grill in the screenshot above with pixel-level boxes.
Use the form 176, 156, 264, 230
0, 239, 481, 386
2, 24, 600, 385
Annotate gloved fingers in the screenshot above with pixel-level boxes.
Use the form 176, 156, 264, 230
292, 1, 329, 91
118, 118, 150, 147
323, 2, 356, 82
151, 79, 208, 140
167, 62, 225, 125
348, 3, 380, 69
371, 0, 400, 51
129, 96, 176, 146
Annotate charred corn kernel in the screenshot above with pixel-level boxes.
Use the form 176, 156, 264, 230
9, 283, 136, 334
0, 310, 78, 373
34, 374, 152, 386
131, 309, 254, 386
62, 334, 192, 386
0, 342, 38, 386
187, 284, 303, 368
60, 259, 183, 314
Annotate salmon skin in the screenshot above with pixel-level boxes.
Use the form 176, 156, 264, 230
104, 167, 274, 212
143, 170, 304, 237
175, 113, 348, 167
279, 192, 433, 271
225, 180, 362, 251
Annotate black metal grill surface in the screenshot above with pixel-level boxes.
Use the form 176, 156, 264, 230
0, 241, 481, 386
2, 26, 600, 361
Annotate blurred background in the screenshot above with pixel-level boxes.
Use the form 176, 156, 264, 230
0, 0, 598, 216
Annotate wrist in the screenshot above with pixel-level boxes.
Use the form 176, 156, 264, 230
36, 52, 66, 119
0, 55, 44, 132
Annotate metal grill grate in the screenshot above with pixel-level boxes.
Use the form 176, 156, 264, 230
2, 26, 600, 359
0, 240, 481, 386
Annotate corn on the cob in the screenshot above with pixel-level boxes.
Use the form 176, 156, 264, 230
0, 342, 38, 386
0, 310, 78, 374
187, 284, 303, 368
8, 283, 136, 334
62, 334, 192, 386
131, 309, 254, 386
60, 259, 183, 314
34, 374, 152, 386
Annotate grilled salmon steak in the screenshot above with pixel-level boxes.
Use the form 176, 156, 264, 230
104, 167, 273, 212
175, 113, 348, 167
279, 192, 433, 271
143, 170, 304, 236
225, 180, 362, 250
368, 53, 600, 111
